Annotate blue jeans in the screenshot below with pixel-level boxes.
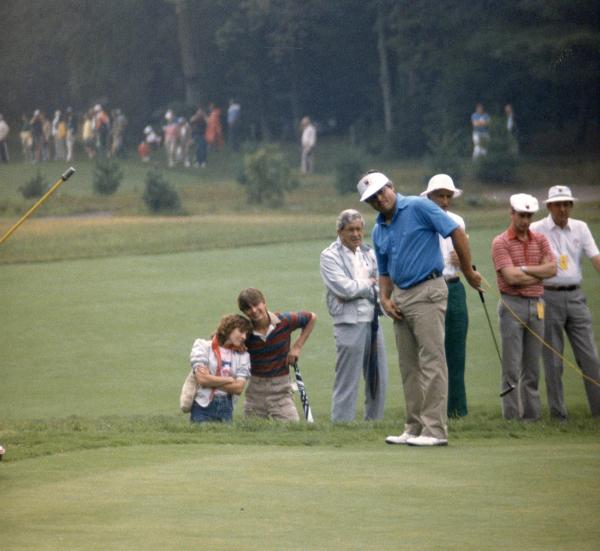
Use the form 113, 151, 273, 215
190, 395, 233, 423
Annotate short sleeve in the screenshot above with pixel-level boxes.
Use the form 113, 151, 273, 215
234, 352, 251, 379
190, 338, 210, 370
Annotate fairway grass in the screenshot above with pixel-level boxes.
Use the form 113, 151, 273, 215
2, 441, 599, 550
2, 206, 600, 549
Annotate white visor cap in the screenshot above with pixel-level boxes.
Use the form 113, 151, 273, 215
357, 172, 392, 202
510, 193, 539, 213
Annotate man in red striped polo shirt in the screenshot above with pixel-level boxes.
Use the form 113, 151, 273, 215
491, 194, 556, 420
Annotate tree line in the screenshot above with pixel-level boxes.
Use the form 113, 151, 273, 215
1, 0, 598, 156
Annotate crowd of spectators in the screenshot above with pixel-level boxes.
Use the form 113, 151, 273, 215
7, 105, 128, 164
0, 99, 240, 168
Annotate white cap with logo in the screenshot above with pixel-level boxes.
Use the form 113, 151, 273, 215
357, 172, 391, 202
544, 185, 578, 204
510, 193, 539, 213
420, 174, 462, 198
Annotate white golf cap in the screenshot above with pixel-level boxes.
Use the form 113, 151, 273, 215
420, 174, 462, 198
544, 185, 578, 204
510, 193, 539, 213
357, 172, 392, 202
94, 104, 102, 111
144, 125, 153, 134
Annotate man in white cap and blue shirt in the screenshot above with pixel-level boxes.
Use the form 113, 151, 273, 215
492, 194, 556, 420
358, 171, 481, 446
422, 174, 469, 418
530, 186, 600, 419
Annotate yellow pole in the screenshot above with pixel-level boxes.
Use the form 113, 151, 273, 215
0, 167, 76, 246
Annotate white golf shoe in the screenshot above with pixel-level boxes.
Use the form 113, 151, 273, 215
385, 431, 417, 445
406, 435, 448, 447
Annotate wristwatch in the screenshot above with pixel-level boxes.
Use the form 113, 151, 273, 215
520, 265, 527, 273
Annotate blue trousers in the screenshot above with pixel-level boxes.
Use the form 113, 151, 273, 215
190, 395, 233, 423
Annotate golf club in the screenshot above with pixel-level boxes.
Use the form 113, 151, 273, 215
292, 361, 314, 423
473, 267, 515, 397
0, 166, 75, 245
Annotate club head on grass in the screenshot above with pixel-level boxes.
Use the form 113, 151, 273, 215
499, 382, 515, 397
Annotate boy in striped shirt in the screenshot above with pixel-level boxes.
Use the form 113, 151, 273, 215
238, 288, 317, 421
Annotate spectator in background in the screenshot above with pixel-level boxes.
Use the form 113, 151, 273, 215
471, 103, 490, 159
30, 109, 44, 162
93, 104, 110, 157
52, 110, 67, 161
110, 108, 127, 158
227, 98, 241, 152
163, 109, 179, 167
531, 186, 600, 420
320, 209, 388, 422
421, 174, 469, 418
300, 116, 316, 174
82, 109, 96, 159
41, 112, 52, 161
205, 102, 224, 151
491, 194, 556, 421
20, 114, 33, 162
137, 125, 161, 162
504, 103, 519, 154
65, 108, 77, 162
190, 106, 207, 168
0, 114, 9, 162
177, 116, 193, 168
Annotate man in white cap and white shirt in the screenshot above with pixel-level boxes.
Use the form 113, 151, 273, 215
530, 186, 600, 419
358, 171, 481, 446
422, 174, 469, 418
492, 194, 556, 420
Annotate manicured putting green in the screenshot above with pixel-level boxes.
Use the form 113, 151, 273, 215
2, 441, 599, 550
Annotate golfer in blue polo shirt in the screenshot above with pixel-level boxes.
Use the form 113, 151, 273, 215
358, 171, 481, 446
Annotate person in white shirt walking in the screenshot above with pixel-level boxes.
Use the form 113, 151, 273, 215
300, 116, 316, 174
531, 185, 600, 420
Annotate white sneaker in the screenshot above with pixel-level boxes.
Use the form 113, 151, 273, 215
406, 435, 448, 447
385, 431, 417, 445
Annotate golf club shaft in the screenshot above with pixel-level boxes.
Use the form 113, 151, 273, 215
472, 266, 514, 397
0, 167, 75, 246
478, 290, 503, 365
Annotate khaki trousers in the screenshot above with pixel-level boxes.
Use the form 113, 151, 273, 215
244, 374, 300, 421
392, 277, 448, 439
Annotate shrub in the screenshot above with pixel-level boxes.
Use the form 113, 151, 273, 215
333, 149, 367, 195
93, 157, 123, 195
143, 169, 181, 213
19, 170, 48, 199
238, 145, 297, 207
474, 117, 519, 184
426, 128, 465, 183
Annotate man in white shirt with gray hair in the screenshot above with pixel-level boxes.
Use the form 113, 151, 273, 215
320, 209, 388, 422
531, 185, 600, 420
